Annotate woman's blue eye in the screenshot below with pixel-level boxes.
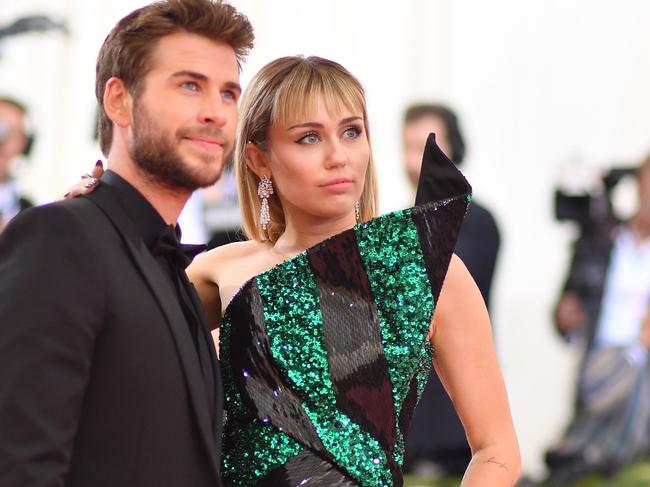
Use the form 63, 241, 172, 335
299, 133, 320, 144
343, 126, 361, 139
222, 90, 236, 100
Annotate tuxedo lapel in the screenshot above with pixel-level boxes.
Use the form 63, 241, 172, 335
187, 280, 224, 461
85, 186, 220, 481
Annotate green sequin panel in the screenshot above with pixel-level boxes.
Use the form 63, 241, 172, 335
355, 209, 434, 428
258, 255, 393, 487
220, 313, 303, 486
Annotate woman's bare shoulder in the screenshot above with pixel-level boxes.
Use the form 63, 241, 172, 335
191, 239, 270, 273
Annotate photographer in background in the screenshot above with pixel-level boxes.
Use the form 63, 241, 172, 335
545, 155, 650, 484
0, 97, 33, 232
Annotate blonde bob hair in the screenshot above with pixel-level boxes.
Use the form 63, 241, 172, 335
235, 55, 379, 243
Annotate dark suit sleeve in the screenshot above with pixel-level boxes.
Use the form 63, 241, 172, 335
454, 203, 500, 308
554, 232, 611, 340
0, 203, 105, 486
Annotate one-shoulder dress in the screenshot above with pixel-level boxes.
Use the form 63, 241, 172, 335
219, 134, 472, 486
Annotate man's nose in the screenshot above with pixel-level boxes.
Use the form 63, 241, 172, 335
198, 94, 228, 127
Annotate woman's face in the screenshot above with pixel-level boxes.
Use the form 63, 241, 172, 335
263, 95, 369, 223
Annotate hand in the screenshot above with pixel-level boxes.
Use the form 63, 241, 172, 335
555, 292, 586, 333
62, 160, 104, 199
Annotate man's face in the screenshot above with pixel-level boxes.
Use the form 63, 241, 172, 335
0, 102, 27, 182
402, 115, 451, 187
129, 32, 241, 191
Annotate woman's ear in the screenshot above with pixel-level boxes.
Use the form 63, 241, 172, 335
103, 77, 133, 128
245, 142, 271, 179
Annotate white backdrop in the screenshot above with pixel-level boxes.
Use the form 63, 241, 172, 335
2, 0, 650, 478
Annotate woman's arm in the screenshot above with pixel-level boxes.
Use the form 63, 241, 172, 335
429, 254, 520, 486
187, 254, 222, 332
187, 253, 223, 356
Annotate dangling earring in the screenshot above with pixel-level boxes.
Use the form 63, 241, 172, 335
355, 201, 361, 222
258, 174, 273, 230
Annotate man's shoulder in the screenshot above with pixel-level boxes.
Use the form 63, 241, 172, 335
1, 197, 114, 256
10, 197, 102, 230
464, 199, 500, 237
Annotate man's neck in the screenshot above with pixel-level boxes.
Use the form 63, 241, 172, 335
631, 215, 650, 246
107, 156, 191, 226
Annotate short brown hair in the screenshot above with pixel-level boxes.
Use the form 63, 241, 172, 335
95, 0, 254, 156
235, 56, 379, 243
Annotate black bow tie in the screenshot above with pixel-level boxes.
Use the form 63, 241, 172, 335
150, 225, 206, 269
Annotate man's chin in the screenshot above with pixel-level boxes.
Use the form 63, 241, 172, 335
198, 168, 223, 188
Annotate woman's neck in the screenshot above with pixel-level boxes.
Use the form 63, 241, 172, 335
273, 210, 357, 254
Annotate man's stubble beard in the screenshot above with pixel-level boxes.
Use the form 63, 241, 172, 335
129, 100, 231, 192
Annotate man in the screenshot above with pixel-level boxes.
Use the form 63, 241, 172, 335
0, 97, 34, 232
0, 1, 253, 485
544, 155, 650, 483
401, 104, 501, 478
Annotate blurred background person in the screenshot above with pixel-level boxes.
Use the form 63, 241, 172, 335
543, 154, 650, 485
402, 104, 500, 307
0, 96, 33, 232
202, 165, 247, 249
401, 103, 501, 481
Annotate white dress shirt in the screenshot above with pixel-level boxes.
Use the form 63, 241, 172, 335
595, 227, 650, 349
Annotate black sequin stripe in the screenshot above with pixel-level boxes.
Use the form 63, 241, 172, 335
257, 448, 359, 486
308, 231, 400, 482
228, 280, 325, 452
398, 374, 420, 446
411, 197, 470, 303
415, 133, 472, 207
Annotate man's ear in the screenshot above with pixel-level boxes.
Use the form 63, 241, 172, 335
245, 142, 271, 179
103, 77, 133, 128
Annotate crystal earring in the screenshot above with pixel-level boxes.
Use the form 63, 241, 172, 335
258, 174, 273, 230
355, 201, 361, 222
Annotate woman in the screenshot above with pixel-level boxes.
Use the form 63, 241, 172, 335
75, 56, 519, 486
191, 55, 519, 486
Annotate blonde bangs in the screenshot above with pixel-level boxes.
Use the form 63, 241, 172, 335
272, 62, 366, 127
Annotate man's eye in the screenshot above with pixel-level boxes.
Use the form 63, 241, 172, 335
181, 81, 199, 91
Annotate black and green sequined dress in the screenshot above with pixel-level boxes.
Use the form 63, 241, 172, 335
219, 135, 471, 486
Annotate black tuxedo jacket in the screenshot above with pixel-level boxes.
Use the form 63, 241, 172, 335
0, 181, 222, 486
18, 196, 33, 212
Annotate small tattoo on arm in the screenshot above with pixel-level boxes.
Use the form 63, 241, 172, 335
484, 457, 509, 471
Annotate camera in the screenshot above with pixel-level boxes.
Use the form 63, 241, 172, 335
555, 166, 637, 236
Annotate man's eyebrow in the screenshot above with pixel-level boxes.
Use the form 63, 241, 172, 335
170, 70, 208, 81
170, 71, 241, 92
223, 81, 242, 93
